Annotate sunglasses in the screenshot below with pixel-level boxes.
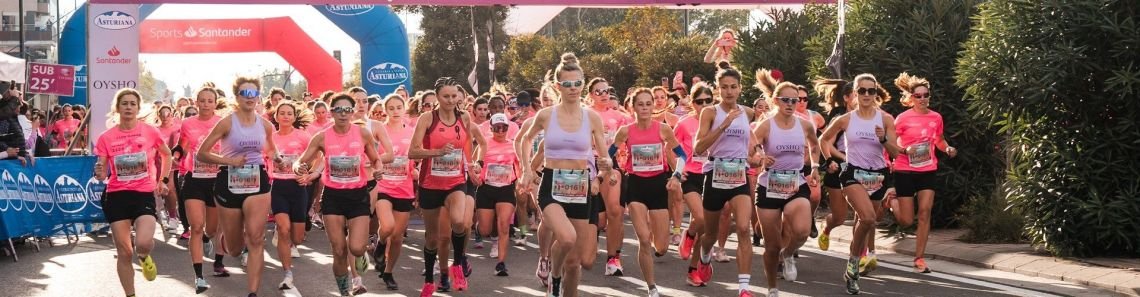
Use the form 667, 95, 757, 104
559, 80, 584, 88
799, 96, 809, 102
693, 97, 714, 105
592, 89, 610, 96
491, 124, 509, 132
421, 102, 435, 108
857, 87, 879, 96
912, 93, 930, 99
331, 106, 354, 114
184, 112, 197, 117
238, 89, 260, 99
777, 97, 801, 104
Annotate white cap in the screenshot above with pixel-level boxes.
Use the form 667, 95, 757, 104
490, 113, 509, 126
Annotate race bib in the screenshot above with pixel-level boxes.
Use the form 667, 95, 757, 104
381, 156, 409, 181
604, 130, 616, 144
191, 158, 221, 178
113, 152, 148, 182
908, 142, 933, 168
227, 165, 261, 194
692, 154, 709, 165
766, 169, 801, 199
430, 150, 463, 177
485, 163, 515, 187
630, 144, 664, 173
549, 169, 589, 204
853, 169, 885, 195
329, 156, 362, 184
272, 154, 298, 179
710, 158, 747, 189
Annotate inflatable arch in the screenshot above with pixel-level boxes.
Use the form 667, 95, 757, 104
58, 4, 412, 106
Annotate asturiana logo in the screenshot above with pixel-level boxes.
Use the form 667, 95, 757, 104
93, 11, 137, 30
366, 63, 410, 86
325, 4, 374, 16
55, 175, 87, 214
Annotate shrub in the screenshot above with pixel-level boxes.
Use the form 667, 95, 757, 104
957, 190, 1027, 244
956, 0, 1140, 256
734, 5, 835, 104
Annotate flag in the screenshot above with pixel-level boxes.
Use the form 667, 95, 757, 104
467, 6, 480, 93
825, 0, 847, 78
486, 18, 496, 85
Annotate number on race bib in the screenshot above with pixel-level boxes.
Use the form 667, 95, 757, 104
908, 142, 933, 168
431, 150, 463, 177
630, 144, 664, 173
853, 169, 885, 196
114, 152, 148, 182
765, 170, 801, 199
710, 158, 747, 189
381, 157, 409, 181
549, 169, 589, 204
329, 156, 362, 184
228, 166, 261, 194
485, 163, 515, 187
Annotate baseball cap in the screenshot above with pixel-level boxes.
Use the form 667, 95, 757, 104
490, 113, 509, 126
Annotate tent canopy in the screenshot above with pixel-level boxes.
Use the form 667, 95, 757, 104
0, 53, 26, 82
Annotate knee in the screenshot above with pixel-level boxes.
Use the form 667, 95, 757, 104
349, 245, 366, 257
277, 224, 292, 236
246, 234, 265, 248
735, 225, 752, 238
116, 246, 135, 260
190, 227, 205, 237
378, 225, 394, 237
555, 238, 576, 252
332, 246, 347, 258
856, 210, 877, 224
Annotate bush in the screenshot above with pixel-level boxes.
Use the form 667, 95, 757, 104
734, 5, 835, 104
805, 0, 999, 229
956, 191, 1027, 244
957, 0, 1140, 257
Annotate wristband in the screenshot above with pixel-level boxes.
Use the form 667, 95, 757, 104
879, 137, 888, 144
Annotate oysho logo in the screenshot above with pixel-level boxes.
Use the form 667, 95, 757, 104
96, 46, 132, 64
34, 175, 55, 214
94, 11, 137, 30
367, 63, 410, 86
55, 175, 87, 214
325, 4, 374, 16
92, 80, 137, 90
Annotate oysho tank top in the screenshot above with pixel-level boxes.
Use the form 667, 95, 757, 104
221, 114, 267, 166
543, 109, 592, 161
844, 110, 888, 169
759, 117, 807, 199
704, 105, 751, 190
322, 124, 369, 190
623, 122, 666, 177
420, 110, 469, 190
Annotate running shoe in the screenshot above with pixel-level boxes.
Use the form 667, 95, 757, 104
195, 277, 210, 294
844, 257, 861, 295
139, 255, 157, 281
279, 272, 294, 290
438, 273, 452, 292
462, 259, 473, 277
354, 255, 369, 273
240, 249, 249, 267
679, 231, 695, 260
739, 289, 754, 297
536, 257, 551, 287
203, 241, 214, 260
858, 253, 878, 277
420, 282, 435, 297
167, 217, 181, 232
914, 258, 932, 273
291, 246, 300, 258
473, 239, 485, 249
783, 255, 798, 281
180, 231, 191, 240
687, 268, 706, 287
495, 261, 509, 276
604, 256, 623, 276
670, 233, 682, 246
490, 238, 500, 259
714, 246, 731, 263
818, 233, 830, 251
213, 265, 231, 277
382, 273, 398, 290
648, 287, 660, 297
767, 288, 779, 297
697, 261, 714, 283
335, 276, 351, 296
513, 233, 527, 246
352, 276, 367, 295
810, 222, 819, 238
450, 264, 469, 291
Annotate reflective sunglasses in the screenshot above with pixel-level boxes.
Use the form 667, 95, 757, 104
592, 89, 610, 96
693, 97, 714, 105
559, 80, 584, 88
912, 92, 930, 99
777, 97, 801, 104
184, 112, 197, 117
857, 87, 879, 96
331, 106, 354, 114
491, 124, 509, 133
238, 89, 260, 99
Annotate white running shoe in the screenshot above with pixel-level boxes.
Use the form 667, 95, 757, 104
648, 287, 660, 297
279, 272, 295, 290
490, 238, 500, 259
291, 246, 301, 258
604, 257, 623, 276
714, 247, 731, 263
783, 256, 798, 281
768, 288, 780, 297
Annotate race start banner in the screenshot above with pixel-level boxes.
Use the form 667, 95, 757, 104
0, 157, 105, 240
26, 63, 77, 97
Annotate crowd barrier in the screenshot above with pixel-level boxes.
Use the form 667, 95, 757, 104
0, 156, 104, 250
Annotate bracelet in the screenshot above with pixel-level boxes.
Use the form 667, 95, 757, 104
879, 137, 888, 144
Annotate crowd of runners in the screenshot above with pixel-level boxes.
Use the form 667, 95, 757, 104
92, 53, 956, 297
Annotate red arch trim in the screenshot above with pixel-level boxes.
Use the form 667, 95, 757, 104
139, 17, 341, 94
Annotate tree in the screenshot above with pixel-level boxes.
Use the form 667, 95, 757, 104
957, 0, 1140, 256
602, 8, 681, 50
499, 34, 554, 90
405, 5, 509, 95
344, 54, 362, 90
137, 63, 159, 103
734, 5, 835, 104
689, 9, 751, 37
537, 8, 628, 37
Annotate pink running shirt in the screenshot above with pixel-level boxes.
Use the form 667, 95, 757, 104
178, 115, 222, 177
270, 129, 311, 180
893, 109, 944, 172
378, 122, 416, 199
480, 138, 518, 187
95, 124, 166, 193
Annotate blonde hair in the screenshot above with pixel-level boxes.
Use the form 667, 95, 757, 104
554, 53, 582, 80
894, 72, 930, 107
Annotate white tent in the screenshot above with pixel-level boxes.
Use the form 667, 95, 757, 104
0, 53, 26, 82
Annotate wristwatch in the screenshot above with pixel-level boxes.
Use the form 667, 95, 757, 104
161, 177, 170, 184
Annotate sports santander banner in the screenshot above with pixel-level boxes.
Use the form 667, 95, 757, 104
140, 19, 265, 53
87, 4, 141, 144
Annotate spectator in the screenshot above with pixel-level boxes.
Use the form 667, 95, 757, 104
50, 104, 81, 149
0, 94, 30, 165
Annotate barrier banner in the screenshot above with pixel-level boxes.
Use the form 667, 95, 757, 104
0, 157, 104, 240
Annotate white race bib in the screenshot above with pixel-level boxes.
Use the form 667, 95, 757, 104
485, 163, 514, 187
853, 169, 885, 195
710, 158, 747, 189
630, 143, 664, 173
381, 156, 409, 181
191, 158, 220, 178
908, 142, 933, 168
765, 169, 801, 199
549, 169, 589, 204
113, 152, 148, 182
272, 154, 299, 179
329, 156, 362, 184
227, 165, 261, 194
430, 150, 463, 177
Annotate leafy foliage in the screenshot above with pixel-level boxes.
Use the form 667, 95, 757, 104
957, 0, 1140, 256
410, 6, 509, 94
689, 9, 751, 37
734, 5, 835, 104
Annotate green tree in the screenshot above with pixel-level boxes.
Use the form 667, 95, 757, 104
689, 9, 751, 37
537, 8, 628, 36
499, 34, 554, 90
957, 0, 1140, 256
734, 5, 835, 104
404, 6, 509, 95
602, 8, 681, 50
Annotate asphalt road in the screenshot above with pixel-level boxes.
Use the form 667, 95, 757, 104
0, 218, 1105, 297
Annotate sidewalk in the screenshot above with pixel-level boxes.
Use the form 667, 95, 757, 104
823, 221, 1140, 296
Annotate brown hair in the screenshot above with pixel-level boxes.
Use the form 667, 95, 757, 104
270, 100, 312, 129
894, 72, 930, 107
555, 53, 583, 81
231, 76, 262, 98
854, 73, 892, 104
814, 79, 853, 112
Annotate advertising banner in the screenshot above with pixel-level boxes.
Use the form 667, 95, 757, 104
0, 157, 104, 240
87, 4, 141, 143
140, 19, 266, 53
26, 63, 77, 97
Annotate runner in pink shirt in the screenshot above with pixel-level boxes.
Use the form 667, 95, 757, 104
479, 97, 520, 140
475, 113, 522, 277
268, 100, 318, 291
51, 104, 80, 148
887, 73, 957, 274
674, 84, 715, 269
93, 88, 173, 297
586, 77, 631, 276
151, 105, 181, 233
374, 94, 416, 290
176, 86, 229, 290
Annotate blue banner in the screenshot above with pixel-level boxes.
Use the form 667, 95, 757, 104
0, 156, 105, 239
316, 5, 413, 95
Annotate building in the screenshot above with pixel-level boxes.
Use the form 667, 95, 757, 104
0, 0, 57, 62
